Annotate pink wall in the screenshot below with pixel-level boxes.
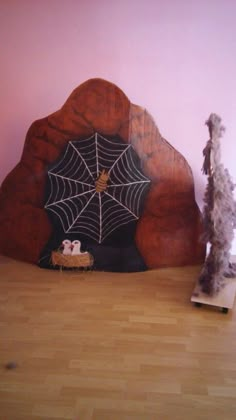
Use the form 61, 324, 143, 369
1, 0, 236, 245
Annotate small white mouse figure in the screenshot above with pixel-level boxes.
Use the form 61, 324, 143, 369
71, 240, 82, 255
62, 239, 72, 255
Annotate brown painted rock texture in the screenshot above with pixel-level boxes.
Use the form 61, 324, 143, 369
0, 78, 205, 267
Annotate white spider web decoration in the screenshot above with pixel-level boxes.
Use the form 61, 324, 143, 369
45, 133, 150, 243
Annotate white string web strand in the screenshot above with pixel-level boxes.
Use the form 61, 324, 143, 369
99, 192, 102, 243
95, 133, 99, 178
45, 133, 150, 243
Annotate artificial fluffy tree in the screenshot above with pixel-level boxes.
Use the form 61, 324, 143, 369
199, 113, 236, 295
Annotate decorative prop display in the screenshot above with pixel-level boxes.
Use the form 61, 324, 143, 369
0, 78, 205, 268
191, 114, 236, 312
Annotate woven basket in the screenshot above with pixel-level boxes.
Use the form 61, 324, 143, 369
51, 251, 93, 268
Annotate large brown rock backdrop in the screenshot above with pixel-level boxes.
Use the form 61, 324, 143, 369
0, 78, 205, 267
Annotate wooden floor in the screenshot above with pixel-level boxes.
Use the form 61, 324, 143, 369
1, 256, 236, 420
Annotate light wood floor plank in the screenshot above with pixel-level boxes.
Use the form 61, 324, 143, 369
1, 256, 236, 419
